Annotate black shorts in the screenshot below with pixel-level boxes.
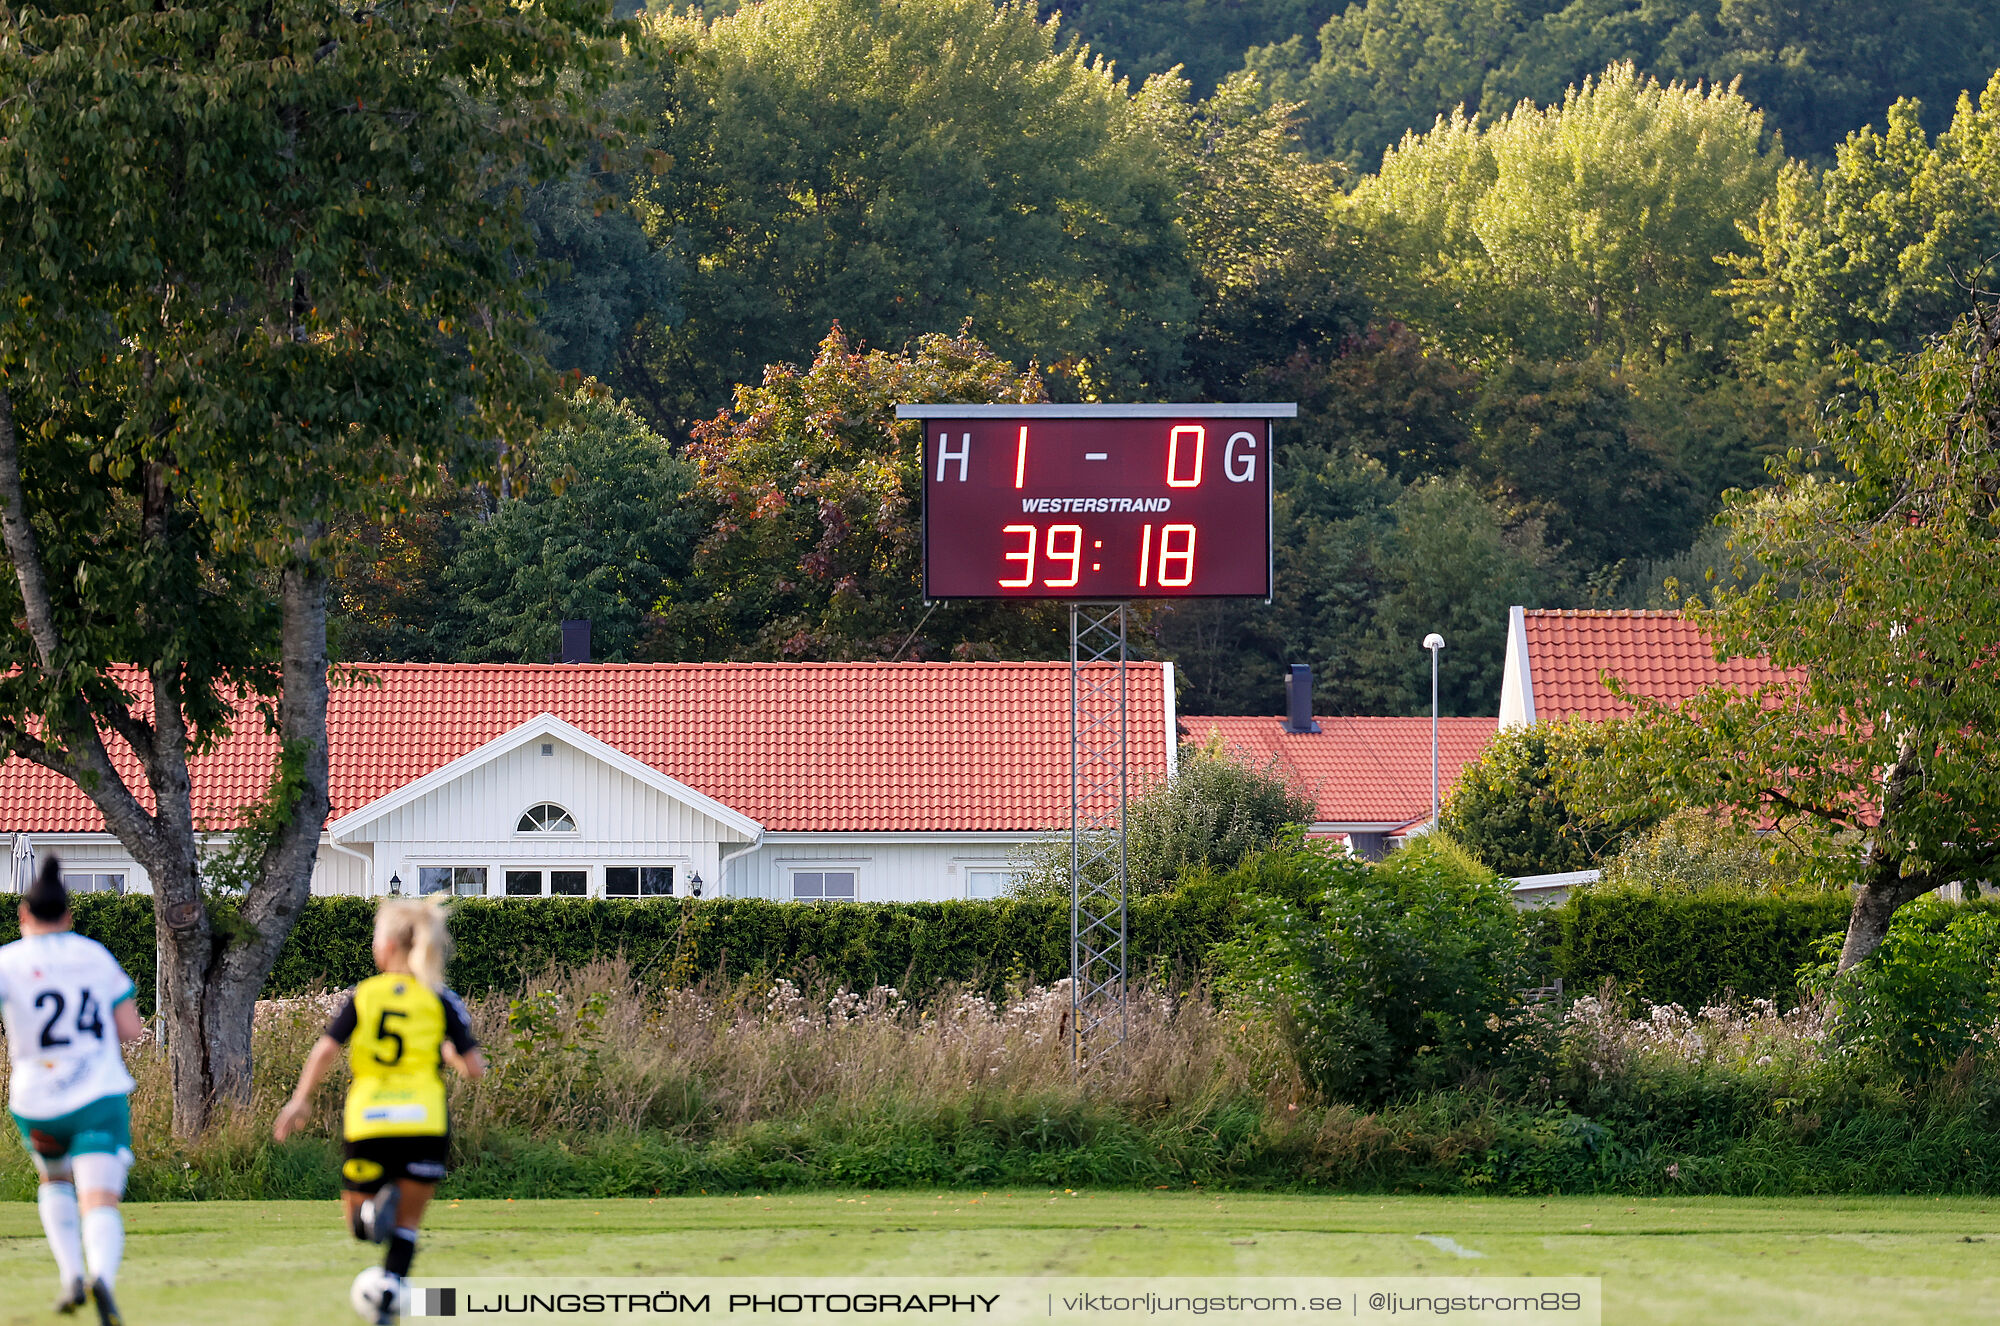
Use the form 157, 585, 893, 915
341, 1135, 450, 1193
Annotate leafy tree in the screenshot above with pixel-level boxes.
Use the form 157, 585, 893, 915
439, 392, 700, 663
1621, 359, 1805, 504
1155, 330, 1475, 716
1599, 522, 1767, 611
1219, 834, 1535, 1105
1127, 742, 1316, 885
1141, 72, 1368, 399
0, 0, 619, 1132
1156, 462, 1556, 718
528, 174, 683, 388
1013, 737, 1318, 898
1728, 74, 2000, 377
1249, 0, 2000, 167
1036, 0, 1335, 99
1585, 302, 2000, 971
1354, 64, 1783, 366
1442, 719, 1624, 874
1470, 358, 1703, 571
1246, 0, 1544, 167
1803, 900, 2000, 1081
1152, 446, 1399, 716
516, 48, 689, 419
664, 324, 1063, 660
1280, 323, 1478, 483
1594, 809, 1799, 894
1652, 0, 2000, 160
634, 0, 1198, 421
329, 489, 472, 664
1365, 476, 1557, 714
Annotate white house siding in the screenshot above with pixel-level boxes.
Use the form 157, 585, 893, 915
2, 834, 153, 894
311, 840, 374, 897
11, 759, 1051, 905
333, 736, 753, 897
4, 832, 376, 898
729, 834, 1041, 903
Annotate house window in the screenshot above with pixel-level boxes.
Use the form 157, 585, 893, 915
792, 870, 857, 901
605, 866, 673, 897
516, 803, 576, 833
62, 872, 126, 896
419, 866, 487, 897
503, 869, 588, 897
964, 869, 1017, 900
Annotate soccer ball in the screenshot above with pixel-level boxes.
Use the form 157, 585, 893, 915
350, 1266, 405, 1321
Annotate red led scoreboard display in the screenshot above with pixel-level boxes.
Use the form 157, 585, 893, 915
903, 404, 1292, 600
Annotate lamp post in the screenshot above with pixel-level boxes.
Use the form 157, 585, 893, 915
1422, 633, 1445, 827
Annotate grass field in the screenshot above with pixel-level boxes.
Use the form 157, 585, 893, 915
4, 1191, 1998, 1325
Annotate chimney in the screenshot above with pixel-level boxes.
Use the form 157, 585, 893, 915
560, 619, 592, 664
1284, 664, 1320, 733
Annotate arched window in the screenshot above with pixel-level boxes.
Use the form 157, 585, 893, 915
516, 802, 577, 834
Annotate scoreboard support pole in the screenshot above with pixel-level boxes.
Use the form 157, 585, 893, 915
1068, 601, 1130, 1067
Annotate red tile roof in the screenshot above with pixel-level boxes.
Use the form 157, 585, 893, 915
1179, 715, 1498, 826
1523, 610, 1789, 721
0, 663, 1170, 835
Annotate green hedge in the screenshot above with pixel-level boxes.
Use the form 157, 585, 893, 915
9, 884, 1995, 1014
0, 885, 1249, 1010
1544, 889, 2000, 1010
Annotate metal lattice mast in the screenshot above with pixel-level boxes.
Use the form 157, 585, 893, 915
1069, 602, 1130, 1066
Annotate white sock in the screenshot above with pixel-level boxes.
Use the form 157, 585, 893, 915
38, 1182, 86, 1288
82, 1206, 124, 1291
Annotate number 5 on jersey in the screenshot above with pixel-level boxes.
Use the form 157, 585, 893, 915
373, 1008, 406, 1065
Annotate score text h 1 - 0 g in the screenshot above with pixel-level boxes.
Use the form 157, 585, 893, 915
903, 403, 1292, 601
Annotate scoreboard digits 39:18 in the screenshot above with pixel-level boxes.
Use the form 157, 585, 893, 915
901, 404, 1292, 601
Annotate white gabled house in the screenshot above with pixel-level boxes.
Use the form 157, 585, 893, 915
321, 713, 764, 901
0, 662, 1176, 904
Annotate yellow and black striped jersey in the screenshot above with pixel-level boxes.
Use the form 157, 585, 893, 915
324, 974, 478, 1141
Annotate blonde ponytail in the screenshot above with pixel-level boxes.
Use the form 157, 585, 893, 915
376, 897, 451, 990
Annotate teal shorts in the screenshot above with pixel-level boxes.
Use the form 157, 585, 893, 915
11, 1093, 133, 1163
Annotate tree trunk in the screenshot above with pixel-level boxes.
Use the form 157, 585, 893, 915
210, 555, 334, 1104
1836, 740, 1932, 973
155, 555, 334, 1128
153, 852, 217, 1136
1837, 858, 1933, 972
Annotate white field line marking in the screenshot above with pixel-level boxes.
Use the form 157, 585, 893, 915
1416, 1235, 1486, 1259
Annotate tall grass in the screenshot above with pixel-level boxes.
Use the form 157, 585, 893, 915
5, 964, 2000, 1199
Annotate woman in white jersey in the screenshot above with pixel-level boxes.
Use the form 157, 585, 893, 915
1, 858, 143, 1326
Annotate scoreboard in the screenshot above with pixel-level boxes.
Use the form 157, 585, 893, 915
902, 404, 1291, 601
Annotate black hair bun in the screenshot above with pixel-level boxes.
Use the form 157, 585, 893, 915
23, 855, 68, 923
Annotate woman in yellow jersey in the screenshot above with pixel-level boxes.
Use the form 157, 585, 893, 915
274, 899, 485, 1323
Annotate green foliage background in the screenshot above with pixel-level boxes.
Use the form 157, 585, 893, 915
317, 0, 2000, 718
1219, 837, 1534, 1104
1441, 720, 1627, 874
